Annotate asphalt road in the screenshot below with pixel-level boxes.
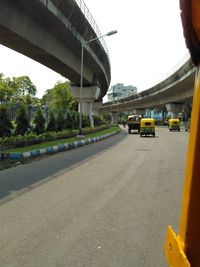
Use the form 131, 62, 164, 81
0, 127, 189, 267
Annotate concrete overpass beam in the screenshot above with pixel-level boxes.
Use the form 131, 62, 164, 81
71, 85, 100, 127
166, 103, 183, 119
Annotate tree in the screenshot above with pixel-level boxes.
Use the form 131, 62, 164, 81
12, 76, 37, 96
0, 75, 15, 104
0, 105, 13, 137
33, 109, 45, 135
0, 74, 38, 108
42, 81, 78, 110
15, 105, 30, 135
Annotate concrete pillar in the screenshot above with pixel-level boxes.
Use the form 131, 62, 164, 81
71, 85, 100, 127
166, 103, 183, 119
182, 102, 192, 122
110, 112, 118, 124
92, 102, 102, 116
80, 102, 93, 126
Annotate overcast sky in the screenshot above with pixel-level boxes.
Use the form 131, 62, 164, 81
0, 0, 188, 99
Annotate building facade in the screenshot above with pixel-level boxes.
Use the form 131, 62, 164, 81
107, 83, 137, 102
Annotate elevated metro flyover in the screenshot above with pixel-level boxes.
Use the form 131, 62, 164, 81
101, 57, 195, 119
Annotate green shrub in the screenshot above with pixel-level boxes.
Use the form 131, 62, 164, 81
94, 115, 104, 127
102, 114, 111, 124
0, 105, 13, 137
46, 111, 57, 132
33, 109, 46, 135
66, 111, 79, 130
0, 125, 112, 149
57, 111, 65, 131
82, 114, 90, 128
15, 105, 30, 136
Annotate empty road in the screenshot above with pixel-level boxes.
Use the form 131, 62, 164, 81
0, 127, 189, 267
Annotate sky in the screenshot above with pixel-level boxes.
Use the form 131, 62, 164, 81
0, 0, 188, 100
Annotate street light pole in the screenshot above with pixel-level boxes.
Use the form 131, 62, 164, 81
79, 30, 117, 136
79, 42, 84, 135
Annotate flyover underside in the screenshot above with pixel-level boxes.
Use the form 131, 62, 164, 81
0, 23, 84, 83
0, 0, 110, 98
0, 0, 88, 82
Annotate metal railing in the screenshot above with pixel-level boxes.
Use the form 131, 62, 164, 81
74, 0, 109, 55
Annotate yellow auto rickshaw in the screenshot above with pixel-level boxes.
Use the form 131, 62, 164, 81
168, 118, 180, 131
140, 118, 155, 137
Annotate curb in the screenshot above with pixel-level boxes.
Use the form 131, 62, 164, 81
1, 130, 120, 160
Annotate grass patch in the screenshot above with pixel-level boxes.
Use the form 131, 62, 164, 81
4, 126, 119, 153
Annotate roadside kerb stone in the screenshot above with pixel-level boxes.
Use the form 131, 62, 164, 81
2, 130, 120, 160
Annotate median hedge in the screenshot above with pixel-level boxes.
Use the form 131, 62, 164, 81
0, 125, 113, 151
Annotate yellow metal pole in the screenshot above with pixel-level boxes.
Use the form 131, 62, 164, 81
165, 66, 200, 266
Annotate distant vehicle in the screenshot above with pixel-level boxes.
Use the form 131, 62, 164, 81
140, 118, 155, 137
168, 119, 180, 131
127, 115, 141, 134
